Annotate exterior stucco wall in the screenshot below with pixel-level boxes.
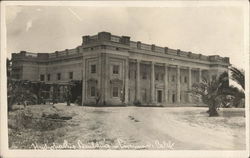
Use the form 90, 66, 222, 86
11, 32, 230, 106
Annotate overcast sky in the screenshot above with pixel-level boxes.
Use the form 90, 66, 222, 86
6, 5, 246, 68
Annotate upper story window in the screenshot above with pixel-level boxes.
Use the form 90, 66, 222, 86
142, 72, 147, 80
155, 73, 159, 81
172, 75, 175, 82
155, 73, 164, 81
161, 74, 164, 81
113, 65, 119, 74
57, 73, 61, 80
69, 72, 73, 80
184, 76, 187, 83
91, 65, 96, 73
47, 74, 50, 81
40, 74, 45, 81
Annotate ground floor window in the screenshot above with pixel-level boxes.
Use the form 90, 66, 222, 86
47, 74, 50, 81
90, 86, 96, 97
40, 74, 45, 81
69, 72, 73, 79
57, 73, 61, 80
113, 87, 119, 97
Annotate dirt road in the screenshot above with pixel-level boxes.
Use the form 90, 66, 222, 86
56, 105, 245, 150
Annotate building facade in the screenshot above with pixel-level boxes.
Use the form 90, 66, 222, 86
11, 32, 230, 106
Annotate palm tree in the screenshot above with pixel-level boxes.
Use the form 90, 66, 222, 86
191, 72, 228, 117
230, 66, 245, 90
225, 66, 245, 107
224, 86, 245, 107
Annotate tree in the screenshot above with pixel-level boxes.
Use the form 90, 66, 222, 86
7, 79, 37, 111
224, 85, 245, 107
230, 66, 245, 90
191, 72, 228, 117
228, 66, 245, 107
7, 58, 11, 78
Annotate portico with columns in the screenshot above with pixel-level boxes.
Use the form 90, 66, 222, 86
128, 59, 209, 105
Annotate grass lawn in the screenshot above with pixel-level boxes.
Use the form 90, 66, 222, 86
8, 104, 246, 150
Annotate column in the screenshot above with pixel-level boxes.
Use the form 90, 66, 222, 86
198, 68, 202, 103
198, 68, 202, 83
164, 63, 168, 104
151, 62, 155, 103
81, 57, 86, 105
124, 58, 129, 104
135, 59, 140, 102
100, 53, 105, 104
208, 70, 212, 82
104, 54, 109, 103
98, 55, 102, 100
176, 65, 181, 103
188, 67, 192, 103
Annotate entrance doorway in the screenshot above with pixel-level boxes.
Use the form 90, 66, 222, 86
172, 94, 176, 103
157, 90, 162, 103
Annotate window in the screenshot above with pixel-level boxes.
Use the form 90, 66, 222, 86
155, 73, 159, 81
113, 87, 119, 97
69, 72, 73, 79
142, 72, 147, 79
47, 74, 50, 81
184, 76, 187, 83
90, 86, 96, 97
172, 75, 175, 82
40, 74, 45, 81
91, 65, 96, 73
161, 74, 164, 81
113, 65, 119, 74
57, 73, 61, 80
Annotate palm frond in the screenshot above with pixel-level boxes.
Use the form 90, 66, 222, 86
230, 66, 245, 90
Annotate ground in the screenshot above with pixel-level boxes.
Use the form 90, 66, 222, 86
8, 104, 246, 150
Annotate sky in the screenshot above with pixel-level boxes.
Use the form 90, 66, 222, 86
5, 5, 246, 69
